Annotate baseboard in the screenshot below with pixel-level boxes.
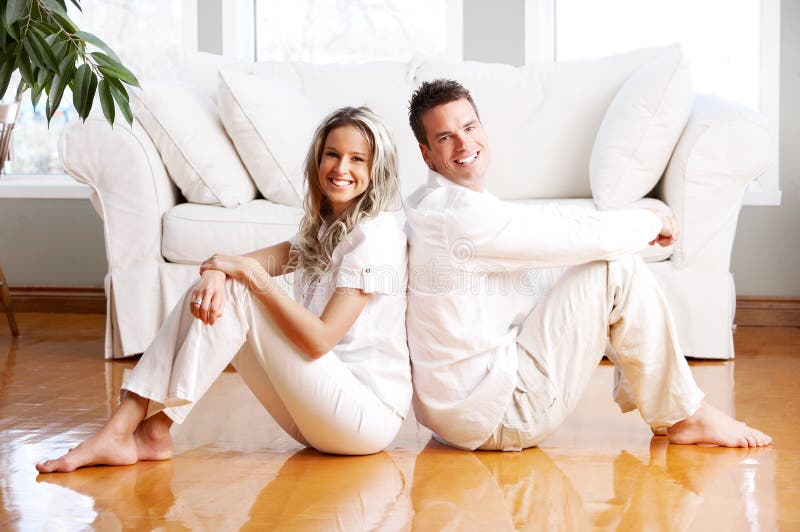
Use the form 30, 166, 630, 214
2, 288, 799, 324
5, 286, 105, 314
735, 297, 800, 327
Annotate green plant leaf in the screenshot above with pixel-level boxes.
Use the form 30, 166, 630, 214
30, 68, 45, 110
22, 39, 44, 69
0, 16, 7, 48
6, 0, 30, 26
97, 79, 114, 125
5, 20, 19, 40
75, 30, 120, 61
50, 37, 68, 63
109, 81, 133, 125
0, 50, 16, 99
91, 52, 140, 87
48, 7, 78, 34
104, 75, 129, 102
30, 29, 60, 71
46, 71, 67, 122
16, 45, 35, 88
72, 62, 93, 119
95, 64, 140, 89
58, 51, 75, 77
41, 0, 65, 14
69, 0, 82, 12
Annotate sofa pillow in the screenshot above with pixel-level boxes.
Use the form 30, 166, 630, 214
589, 44, 693, 210
132, 81, 257, 207
217, 69, 317, 207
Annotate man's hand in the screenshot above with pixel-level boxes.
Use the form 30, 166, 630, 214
648, 211, 679, 247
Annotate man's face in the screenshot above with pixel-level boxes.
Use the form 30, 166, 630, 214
419, 98, 490, 192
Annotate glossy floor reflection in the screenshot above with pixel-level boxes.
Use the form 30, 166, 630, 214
1, 313, 798, 530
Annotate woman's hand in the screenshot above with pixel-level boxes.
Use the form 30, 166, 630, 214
199, 253, 263, 283
190, 270, 227, 325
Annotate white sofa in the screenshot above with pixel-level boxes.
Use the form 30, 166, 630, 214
60, 46, 770, 360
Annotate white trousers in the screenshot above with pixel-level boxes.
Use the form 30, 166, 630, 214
122, 279, 402, 455
480, 254, 705, 451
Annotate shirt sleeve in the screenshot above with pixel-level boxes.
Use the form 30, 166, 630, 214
334, 214, 408, 295
444, 192, 663, 270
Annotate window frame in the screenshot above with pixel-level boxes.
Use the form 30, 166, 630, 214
524, 0, 782, 206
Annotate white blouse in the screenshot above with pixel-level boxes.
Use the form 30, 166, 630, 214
405, 171, 663, 448
291, 211, 411, 418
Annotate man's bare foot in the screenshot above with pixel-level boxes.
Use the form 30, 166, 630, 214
133, 413, 174, 461
667, 402, 772, 447
35, 427, 139, 473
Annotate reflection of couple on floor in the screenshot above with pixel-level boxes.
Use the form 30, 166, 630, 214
39, 437, 764, 530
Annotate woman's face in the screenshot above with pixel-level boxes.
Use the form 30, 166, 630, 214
318, 125, 372, 218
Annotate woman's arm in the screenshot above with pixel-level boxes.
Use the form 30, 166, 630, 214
243, 241, 293, 276
251, 275, 369, 358
197, 256, 369, 358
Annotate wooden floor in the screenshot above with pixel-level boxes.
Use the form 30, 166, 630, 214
1, 313, 798, 531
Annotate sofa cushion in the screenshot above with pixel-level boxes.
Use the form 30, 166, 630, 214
221, 61, 426, 197
218, 69, 318, 207
415, 46, 671, 201
509, 197, 674, 262
133, 81, 258, 207
590, 45, 693, 209
162, 200, 303, 264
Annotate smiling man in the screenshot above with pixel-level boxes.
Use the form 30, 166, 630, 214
404, 79, 771, 451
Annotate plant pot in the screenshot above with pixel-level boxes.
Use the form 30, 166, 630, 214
0, 100, 21, 176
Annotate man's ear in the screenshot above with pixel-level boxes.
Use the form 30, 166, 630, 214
419, 143, 435, 171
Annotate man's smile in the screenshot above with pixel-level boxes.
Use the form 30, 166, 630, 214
455, 151, 479, 165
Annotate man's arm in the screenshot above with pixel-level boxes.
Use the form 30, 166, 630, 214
445, 198, 665, 270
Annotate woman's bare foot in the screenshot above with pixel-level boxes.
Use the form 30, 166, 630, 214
36, 412, 174, 473
35, 427, 139, 473
667, 402, 772, 447
133, 412, 174, 461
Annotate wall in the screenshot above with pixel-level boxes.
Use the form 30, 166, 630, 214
729, 1, 800, 296
0, 1, 796, 296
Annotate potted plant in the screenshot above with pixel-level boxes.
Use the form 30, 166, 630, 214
0, 0, 140, 173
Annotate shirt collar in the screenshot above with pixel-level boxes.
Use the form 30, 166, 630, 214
426, 169, 494, 197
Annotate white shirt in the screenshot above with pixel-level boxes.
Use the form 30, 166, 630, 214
292, 211, 411, 418
405, 171, 663, 448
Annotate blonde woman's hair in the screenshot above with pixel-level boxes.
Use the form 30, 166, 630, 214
288, 106, 400, 286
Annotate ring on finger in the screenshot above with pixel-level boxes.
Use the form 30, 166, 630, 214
193, 298, 202, 306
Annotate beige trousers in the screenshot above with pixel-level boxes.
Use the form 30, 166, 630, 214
480, 254, 705, 451
123, 279, 402, 455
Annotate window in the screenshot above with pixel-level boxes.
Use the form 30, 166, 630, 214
525, 0, 781, 206
254, 0, 451, 63
1, 0, 191, 179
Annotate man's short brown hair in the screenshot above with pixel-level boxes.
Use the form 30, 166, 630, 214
408, 79, 480, 146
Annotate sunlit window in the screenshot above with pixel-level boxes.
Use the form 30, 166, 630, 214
255, 0, 448, 63
2, 0, 186, 175
555, 0, 760, 117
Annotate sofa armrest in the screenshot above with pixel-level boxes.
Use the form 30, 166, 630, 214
658, 95, 771, 270
59, 118, 179, 271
